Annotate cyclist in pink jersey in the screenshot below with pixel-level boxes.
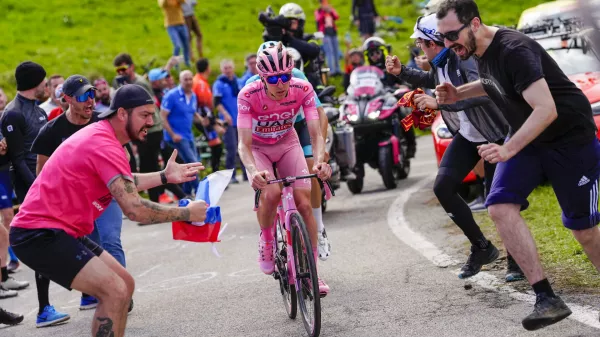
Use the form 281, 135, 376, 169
237, 42, 332, 295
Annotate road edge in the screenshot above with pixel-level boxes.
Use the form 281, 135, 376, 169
387, 176, 600, 330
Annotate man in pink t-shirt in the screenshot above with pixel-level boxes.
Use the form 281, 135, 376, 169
9, 84, 208, 337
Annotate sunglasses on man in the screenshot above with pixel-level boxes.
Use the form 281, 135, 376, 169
434, 23, 470, 42
265, 73, 292, 85
115, 65, 130, 73
73, 90, 96, 102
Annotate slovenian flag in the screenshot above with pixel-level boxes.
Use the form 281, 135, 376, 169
172, 169, 233, 254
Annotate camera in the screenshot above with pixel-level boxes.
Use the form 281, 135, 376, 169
258, 5, 291, 42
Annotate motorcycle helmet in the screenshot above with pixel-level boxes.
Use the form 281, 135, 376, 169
286, 47, 304, 72
362, 37, 390, 66
279, 3, 306, 37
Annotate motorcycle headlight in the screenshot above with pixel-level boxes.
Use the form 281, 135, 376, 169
348, 114, 359, 122
435, 124, 453, 139
368, 111, 380, 119
592, 101, 600, 115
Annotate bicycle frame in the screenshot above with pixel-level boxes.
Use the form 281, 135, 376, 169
254, 174, 335, 292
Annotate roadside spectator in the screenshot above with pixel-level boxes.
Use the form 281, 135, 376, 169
139, 68, 188, 206
0, 89, 7, 113
160, 70, 202, 195
213, 59, 246, 183
352, 0, 380, 40
406, 46, 422, 69
165, 73, 177, 90
47, 84, 70, 121
158, 0, 191, 67
315, 0, 342, 76
193, 58, 224, 173
0, 86, 29, 300
93, 78, 112, 113
112, 53, 153, 93
182, 0, 203, 60
39, 75, 64, 116
238, 54, 258, 86
1, 61, 70, 327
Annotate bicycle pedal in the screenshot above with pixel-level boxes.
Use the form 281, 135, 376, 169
272, 271, 280, 280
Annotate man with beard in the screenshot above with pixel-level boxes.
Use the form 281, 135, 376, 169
435, 0, 600, 330
9, 84, 207, 337
161, 70, 203, 195
385, 13, 523, 282
1, 61, 71, 328
32, 75, 132, 311
94, 78, 113, 113
134, 68, 188, 208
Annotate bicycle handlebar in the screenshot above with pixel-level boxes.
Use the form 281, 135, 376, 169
253, 174, 335, 210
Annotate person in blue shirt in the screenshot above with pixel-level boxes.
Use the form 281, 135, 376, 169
244, 41, 332, 261
238, 54, 258, 88
160, 70, 201, 195
213, 59, 246, 183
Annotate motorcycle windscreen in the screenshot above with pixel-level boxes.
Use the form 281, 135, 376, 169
348, 66, 385, 97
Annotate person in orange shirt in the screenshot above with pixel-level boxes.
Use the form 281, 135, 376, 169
192, 58, 224, 173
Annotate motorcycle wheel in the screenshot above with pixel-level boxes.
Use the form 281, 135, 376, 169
347, 178, 364, 194
379, 146, 397, 190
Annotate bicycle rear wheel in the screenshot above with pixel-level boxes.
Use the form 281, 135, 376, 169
290, 213, 321, 337
275, 215, 297, 319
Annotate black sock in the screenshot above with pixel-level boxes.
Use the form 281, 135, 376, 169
36, 273, 51, 314
473, 237, 490, 250
1, 266, 7, 282
532, 278, 555, 297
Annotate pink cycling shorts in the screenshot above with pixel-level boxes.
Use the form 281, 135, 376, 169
249, 131, 311, 189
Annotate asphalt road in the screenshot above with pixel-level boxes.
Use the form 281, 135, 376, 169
2, 136, 599, 337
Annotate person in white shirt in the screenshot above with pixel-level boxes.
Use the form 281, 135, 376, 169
39, 75, 64, 115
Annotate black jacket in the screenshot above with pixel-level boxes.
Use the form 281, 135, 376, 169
393, 51, 509, 142
0, 94, 48, 187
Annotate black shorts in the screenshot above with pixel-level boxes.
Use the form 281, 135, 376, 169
10, 227, 104, 290
293, 120, 313, 158
359, 15, 376, 35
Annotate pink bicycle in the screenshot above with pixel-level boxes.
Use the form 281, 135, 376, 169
254, 173, 334, 337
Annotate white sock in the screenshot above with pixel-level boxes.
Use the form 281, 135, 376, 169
312, 207, 324, 233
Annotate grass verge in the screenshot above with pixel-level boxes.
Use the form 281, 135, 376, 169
473, 184, 600, 293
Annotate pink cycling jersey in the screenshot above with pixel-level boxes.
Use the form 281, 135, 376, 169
237, 78, 319, 144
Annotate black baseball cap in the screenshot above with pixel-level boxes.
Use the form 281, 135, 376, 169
62, 75, 95, 99
98, 84, 155, 119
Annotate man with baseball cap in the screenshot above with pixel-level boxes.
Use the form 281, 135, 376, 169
10, 84, 207, 337
385, 14, 523, 282
1, 61, 72, 327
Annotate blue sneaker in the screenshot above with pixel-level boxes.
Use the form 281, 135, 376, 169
80, 295, 99, 310
36, 305, 70, 328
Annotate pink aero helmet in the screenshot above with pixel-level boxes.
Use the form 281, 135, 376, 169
256, 42, 294, 77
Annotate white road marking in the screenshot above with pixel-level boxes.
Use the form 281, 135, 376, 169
137, 264, 162, 278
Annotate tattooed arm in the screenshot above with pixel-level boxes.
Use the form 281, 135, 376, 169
132, 149, 205, 192
132, 172, 163, 192
109, 176, 206, 224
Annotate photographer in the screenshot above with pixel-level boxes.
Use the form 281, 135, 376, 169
259, 3, 324, 89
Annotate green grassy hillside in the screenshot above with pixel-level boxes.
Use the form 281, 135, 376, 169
0, 0, 552, 97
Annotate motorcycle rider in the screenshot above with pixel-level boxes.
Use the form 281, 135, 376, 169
362, 36, 417, 158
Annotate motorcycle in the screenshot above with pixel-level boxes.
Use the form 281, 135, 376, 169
338, 65, 412, 194
318, 86, 342, 213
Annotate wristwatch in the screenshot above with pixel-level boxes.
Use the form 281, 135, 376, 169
160, 171, 168, 185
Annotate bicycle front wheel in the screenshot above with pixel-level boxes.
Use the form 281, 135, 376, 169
290, 212, 321, 337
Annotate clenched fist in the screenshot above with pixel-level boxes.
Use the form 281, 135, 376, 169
385, 55, 402, 76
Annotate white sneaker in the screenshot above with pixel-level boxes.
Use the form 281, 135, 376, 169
317, 229, 331, 261
0, 285, 17, 299
2, 277, 30, 290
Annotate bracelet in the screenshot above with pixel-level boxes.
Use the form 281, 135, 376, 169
160, 171, 168, 185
